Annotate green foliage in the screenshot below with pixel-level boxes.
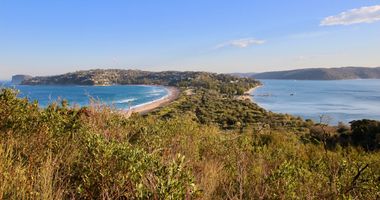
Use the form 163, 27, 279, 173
0, 88, 197, 199
350, 119, 380, 150
306, 119, 380, 151
1, 76, 380, 200
151, 88, 308, 132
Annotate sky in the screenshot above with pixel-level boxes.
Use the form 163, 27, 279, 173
1, 0, 380, 79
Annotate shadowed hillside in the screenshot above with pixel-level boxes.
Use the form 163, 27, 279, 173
246, 67, 380, 80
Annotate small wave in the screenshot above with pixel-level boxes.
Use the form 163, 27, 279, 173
128, 94, 169, 109
147, 93, 162, 97
148, 88, 165, 94
115, 98, 136, 104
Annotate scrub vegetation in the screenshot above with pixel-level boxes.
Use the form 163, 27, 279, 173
1, 71, 379, 199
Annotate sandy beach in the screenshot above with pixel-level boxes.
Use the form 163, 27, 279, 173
124, 86, 180, 116
237, 85, 262, 101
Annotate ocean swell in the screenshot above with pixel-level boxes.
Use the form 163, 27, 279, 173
114, 98, 137, 104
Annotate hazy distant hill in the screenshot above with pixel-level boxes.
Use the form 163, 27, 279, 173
246, 67, 380, 80
11, 74, 32, 84
230, 72, 256, 78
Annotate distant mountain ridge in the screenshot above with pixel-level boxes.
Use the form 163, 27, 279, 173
243, 67, 380, 80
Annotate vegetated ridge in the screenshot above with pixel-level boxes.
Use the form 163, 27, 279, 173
22, 69, 258, 90
245, 66, 380, 80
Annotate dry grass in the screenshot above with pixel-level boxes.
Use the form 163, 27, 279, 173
1, 89, 379, 199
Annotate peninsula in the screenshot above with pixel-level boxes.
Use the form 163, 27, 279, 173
11, 74, 32, 84
21, 69, 260, 116
2, 68, 379, 199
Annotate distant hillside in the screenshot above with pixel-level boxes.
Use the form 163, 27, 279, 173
22, 69, 259, 95
247, 67, 380, 80
230, 72, 256, 78
11, 74, 32, 84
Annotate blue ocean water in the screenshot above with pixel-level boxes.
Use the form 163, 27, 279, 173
252, 79, 380, 124
1, 82, 168, 110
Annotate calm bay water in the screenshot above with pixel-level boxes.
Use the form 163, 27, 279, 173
1, 83, 168, 110
252, 79, 380, 124
2, 80, 380, 124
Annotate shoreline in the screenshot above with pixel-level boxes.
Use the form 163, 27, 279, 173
237, 85, 262, 101
4, 82, 180, 116
124, 86, 180, 116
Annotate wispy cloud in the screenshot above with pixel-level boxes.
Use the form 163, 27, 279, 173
321, 5, 380, 26
215, 38, 265, 49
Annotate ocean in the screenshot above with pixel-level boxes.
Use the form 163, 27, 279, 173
2, 80, 380, 124
252, 79, 380, 124
1, 83, 169, 110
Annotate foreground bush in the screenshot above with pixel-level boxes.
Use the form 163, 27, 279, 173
0, 89, 197, 199
1, 88, 379, 199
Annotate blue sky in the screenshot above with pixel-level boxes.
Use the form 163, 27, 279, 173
1, 0, 380, 79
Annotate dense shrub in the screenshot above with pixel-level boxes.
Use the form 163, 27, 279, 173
350, 119, 380, 150
0, 89, 197, 199
1, 87, 379, 199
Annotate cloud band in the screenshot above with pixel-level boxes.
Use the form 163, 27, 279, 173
321, 5, 380, 26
